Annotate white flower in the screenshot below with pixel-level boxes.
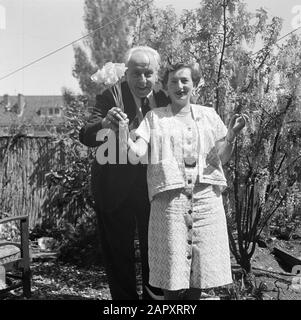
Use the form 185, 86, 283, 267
104, 62, 119, 85
91, 68, 106, 84
91, 62, 128, 86
114, 63, 128, 79
92, 62, 128, 156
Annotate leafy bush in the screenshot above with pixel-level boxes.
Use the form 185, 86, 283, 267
270, 211, 301, 240
29, 219, 65, 242
41, 90, 95, 227
29, 210, 103, 267
56, 212, 103, 267
27, 90, 100, 265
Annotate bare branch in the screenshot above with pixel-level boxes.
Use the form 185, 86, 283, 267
215, 0, 228, 114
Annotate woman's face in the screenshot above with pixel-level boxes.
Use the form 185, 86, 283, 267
167, 67, 194, 107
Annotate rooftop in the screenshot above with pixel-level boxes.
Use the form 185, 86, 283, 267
0, 94, 65, 127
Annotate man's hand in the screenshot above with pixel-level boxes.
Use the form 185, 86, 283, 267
226, 113, 248, 141
102, 107, 128, 130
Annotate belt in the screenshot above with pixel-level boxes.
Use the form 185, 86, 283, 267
184, 160, 196, 168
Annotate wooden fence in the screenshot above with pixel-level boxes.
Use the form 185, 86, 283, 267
0, 135, 66, 229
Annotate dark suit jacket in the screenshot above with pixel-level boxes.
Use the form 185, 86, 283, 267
79, 81, 170, 213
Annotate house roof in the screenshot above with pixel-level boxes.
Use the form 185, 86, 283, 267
0, 95, 65, 126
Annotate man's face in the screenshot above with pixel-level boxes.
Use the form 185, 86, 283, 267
126, 51, 158, 98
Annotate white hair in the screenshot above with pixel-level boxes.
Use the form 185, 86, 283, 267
124, 46, 161, 70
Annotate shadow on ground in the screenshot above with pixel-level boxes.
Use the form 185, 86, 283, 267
4, 258, 111, 300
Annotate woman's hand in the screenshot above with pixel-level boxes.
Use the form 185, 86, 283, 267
227, 113, 248, 141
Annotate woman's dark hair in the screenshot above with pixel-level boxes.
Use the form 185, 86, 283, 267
162, 62, 201, 89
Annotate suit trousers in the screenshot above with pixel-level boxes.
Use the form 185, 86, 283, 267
95, 172, 153, 300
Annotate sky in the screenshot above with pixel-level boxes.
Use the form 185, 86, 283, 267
0, 0, 300, 96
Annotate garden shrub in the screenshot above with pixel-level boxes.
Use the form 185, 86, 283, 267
56, 212, 103, 267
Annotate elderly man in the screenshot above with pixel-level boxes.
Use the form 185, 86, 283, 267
79, 46, 169, 300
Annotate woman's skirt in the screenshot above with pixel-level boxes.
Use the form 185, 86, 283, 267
148, 168, 233, 290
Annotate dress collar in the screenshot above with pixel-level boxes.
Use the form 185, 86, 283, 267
166, 104, 201, 120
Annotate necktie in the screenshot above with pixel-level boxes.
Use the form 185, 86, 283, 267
141, 97, 150, 117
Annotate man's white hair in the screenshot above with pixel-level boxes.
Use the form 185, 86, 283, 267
124, 46, 161, 70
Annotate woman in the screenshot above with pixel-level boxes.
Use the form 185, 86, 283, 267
127, 62, 246, 300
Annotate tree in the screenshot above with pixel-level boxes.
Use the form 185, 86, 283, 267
73, 0, 132, 103
223, 28, 301, 273
130, 1, 185, 64
73, 0, 188, 100
180, 0, 279, 117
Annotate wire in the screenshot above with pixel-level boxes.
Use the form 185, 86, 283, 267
0, 1, 151, 82
0, 1, 300, 83
276, 25, 301, 43
241, 26, 301, 120
251, 25, 301, 56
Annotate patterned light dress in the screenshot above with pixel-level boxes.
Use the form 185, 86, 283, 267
145, 108, 233, 290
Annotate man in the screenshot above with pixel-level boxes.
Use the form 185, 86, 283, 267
79, 46, 170, 300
